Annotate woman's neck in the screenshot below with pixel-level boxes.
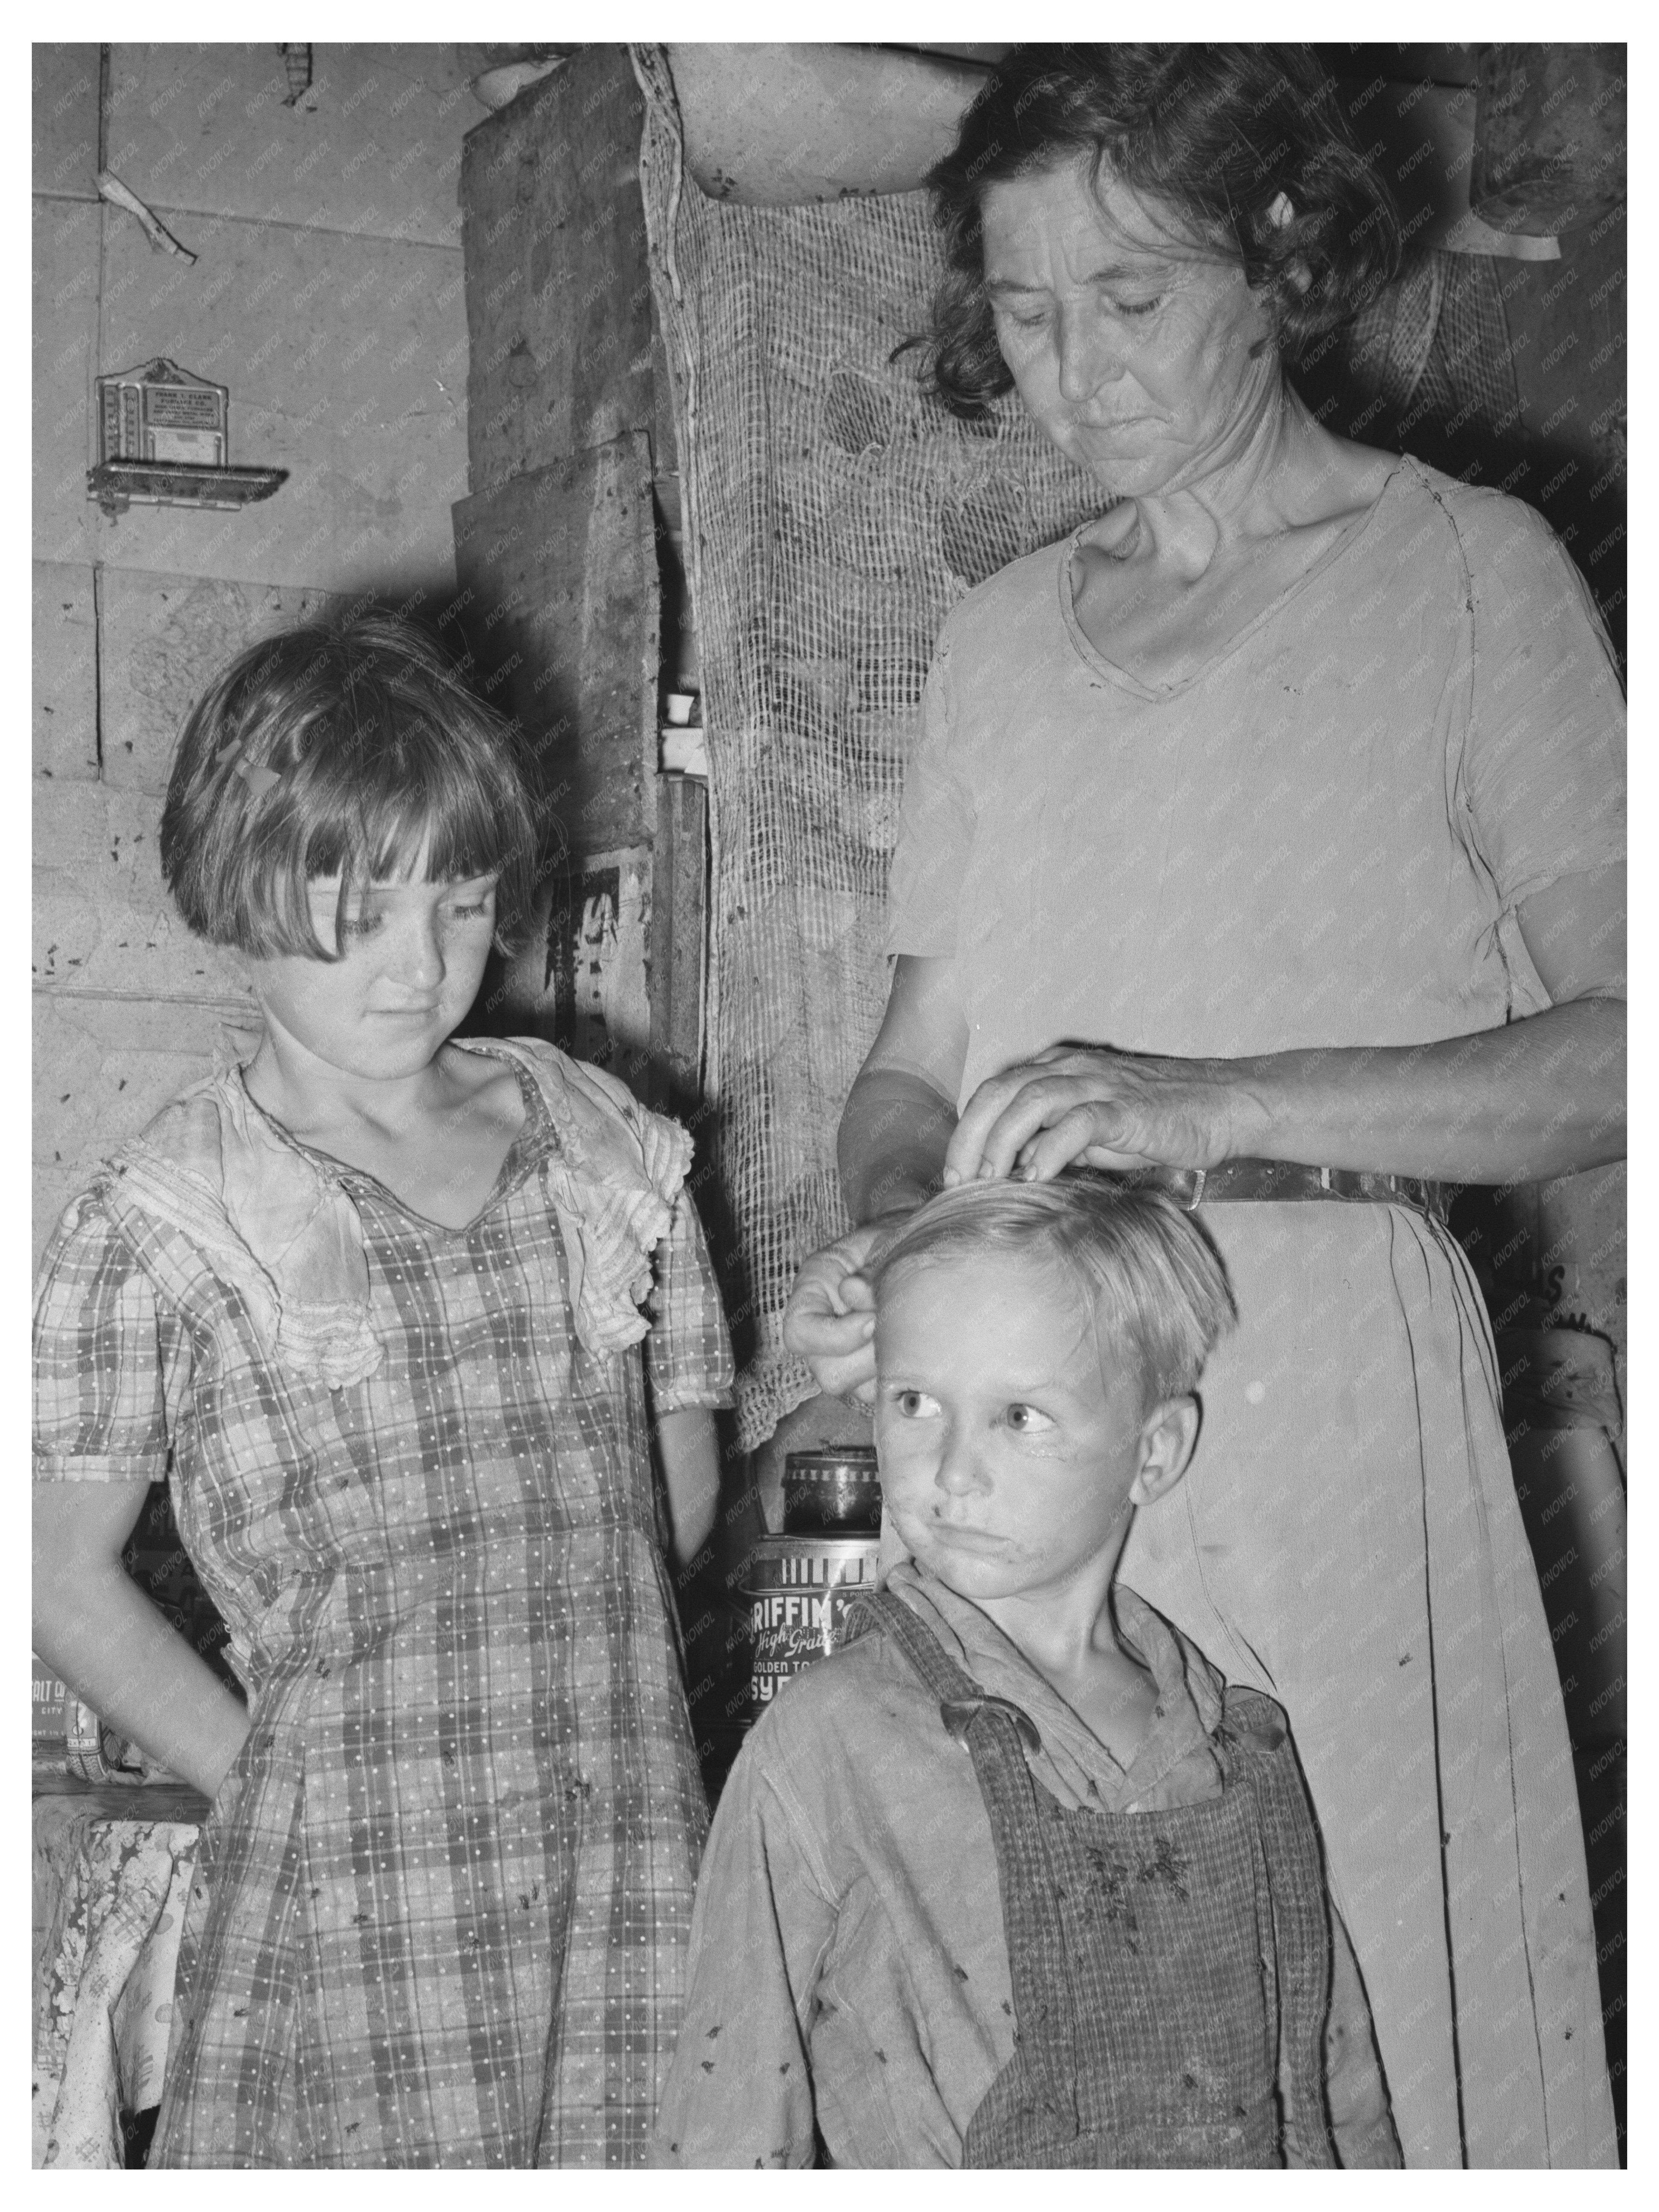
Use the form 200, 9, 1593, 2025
1116, 377, 1330, 579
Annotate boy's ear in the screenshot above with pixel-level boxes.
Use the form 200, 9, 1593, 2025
1128, 1394, 1201, 1508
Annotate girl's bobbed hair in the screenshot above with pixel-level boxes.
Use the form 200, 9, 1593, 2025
869, 1172, 1236, 1412
920, 43, 1402, 419
160, 613, 543, 962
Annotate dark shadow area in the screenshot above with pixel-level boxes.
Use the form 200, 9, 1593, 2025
1286, 62, 1626, 2146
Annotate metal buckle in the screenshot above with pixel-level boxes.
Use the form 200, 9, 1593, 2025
1174, 1166, 1205, 1211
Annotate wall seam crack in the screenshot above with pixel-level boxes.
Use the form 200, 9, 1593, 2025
91, 560, 105, 775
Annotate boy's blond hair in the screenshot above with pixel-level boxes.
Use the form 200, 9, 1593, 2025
869, 1174, 1236, 1411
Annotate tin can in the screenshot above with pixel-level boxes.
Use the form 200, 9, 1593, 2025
743, 1536, 880, 1715
781, 1446, 882, 1534
32, 1656, 69, 1767
63, 1696, 148, 1783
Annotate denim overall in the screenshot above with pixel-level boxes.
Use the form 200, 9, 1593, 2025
856, 1592, 1339, 2168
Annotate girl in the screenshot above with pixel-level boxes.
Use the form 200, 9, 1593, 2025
32, 615, 733, 2167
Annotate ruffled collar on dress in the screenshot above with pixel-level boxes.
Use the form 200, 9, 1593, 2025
105, 1030, 693, 1390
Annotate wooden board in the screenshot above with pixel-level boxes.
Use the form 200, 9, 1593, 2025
649, 775, 708, 1111
474, 843, 654, 1083
452, 431, 659, 856
479, 801, 703, 1117
460, 46, 655, 496
551, 844, 654, 1082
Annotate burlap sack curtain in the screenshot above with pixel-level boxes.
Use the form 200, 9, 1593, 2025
632, 47, 1103, 1447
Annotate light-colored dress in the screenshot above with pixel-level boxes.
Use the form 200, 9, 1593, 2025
32, 1036, 733, 2167
884, 456, 1623, 2167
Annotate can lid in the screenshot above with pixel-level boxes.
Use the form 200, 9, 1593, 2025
784, 1447, 879, 1478
748, 1534, 883, 1556
739, 1535, 882, 1596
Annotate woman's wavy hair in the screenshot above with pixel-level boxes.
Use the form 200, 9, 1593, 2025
920, 43, 1402, 419
160, 612, 543, 962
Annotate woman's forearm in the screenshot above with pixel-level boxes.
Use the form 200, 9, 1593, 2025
33, 1519, 249, 1798
837, 1066, 959, 1224
1229, 996, 1625, 1183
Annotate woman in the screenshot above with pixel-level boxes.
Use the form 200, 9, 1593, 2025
784, 47, 1622, 2169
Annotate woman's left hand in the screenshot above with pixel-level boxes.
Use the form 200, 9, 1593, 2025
943, 1044, 1252, 1186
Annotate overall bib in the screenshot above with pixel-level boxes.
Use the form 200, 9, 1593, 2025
857, 1592, 1339, 2168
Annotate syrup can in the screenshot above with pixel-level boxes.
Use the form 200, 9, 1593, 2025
743, 1535, 880, 1715
781, 1445, 882, 1533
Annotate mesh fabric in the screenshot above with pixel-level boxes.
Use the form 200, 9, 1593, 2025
635, 49, 1102, 1448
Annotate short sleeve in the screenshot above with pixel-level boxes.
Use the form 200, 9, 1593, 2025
883, 629, 977, 959
1459, 498, 1626, 909
33, 1188, 174, 1484
644, 1178, 735, 1413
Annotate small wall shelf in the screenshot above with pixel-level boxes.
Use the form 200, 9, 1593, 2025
86, 459, 289, 517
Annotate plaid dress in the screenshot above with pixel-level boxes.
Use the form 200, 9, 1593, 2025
33, 1039, 733, 2168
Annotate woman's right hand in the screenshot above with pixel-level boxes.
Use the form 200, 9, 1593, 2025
782, 1221, 895, 1404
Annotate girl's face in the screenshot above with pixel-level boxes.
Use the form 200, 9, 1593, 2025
247, 862, 498, 1085
980, 159, 1279, 498
874, 1249, 1156, 1610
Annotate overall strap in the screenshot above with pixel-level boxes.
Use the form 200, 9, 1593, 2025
854, 1591, 1083, 2146
845, 1588, 981, 1703
1219, 1690, 1339, 2169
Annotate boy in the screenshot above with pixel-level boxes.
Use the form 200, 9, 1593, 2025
653, 1177, 1400, 2168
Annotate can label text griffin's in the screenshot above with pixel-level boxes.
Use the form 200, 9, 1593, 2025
744, 1538, 880, 1712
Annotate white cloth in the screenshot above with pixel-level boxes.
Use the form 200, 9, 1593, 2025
108, 1034, 695, 1388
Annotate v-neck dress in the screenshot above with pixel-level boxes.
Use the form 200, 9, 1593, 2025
33, 1039, 733, 2167
883, 457, 1623, 2168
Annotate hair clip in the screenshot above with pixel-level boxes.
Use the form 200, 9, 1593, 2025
234, 759, 282, 800
212, 737, 280, 802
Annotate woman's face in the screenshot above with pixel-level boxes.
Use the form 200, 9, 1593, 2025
980, 159, 1280, 497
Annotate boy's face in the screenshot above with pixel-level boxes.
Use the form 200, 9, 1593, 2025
874, 1249, 1157, 1610
247, 863, 497, 1086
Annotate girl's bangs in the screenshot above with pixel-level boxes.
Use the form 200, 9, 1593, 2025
315, 714, 526, 890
